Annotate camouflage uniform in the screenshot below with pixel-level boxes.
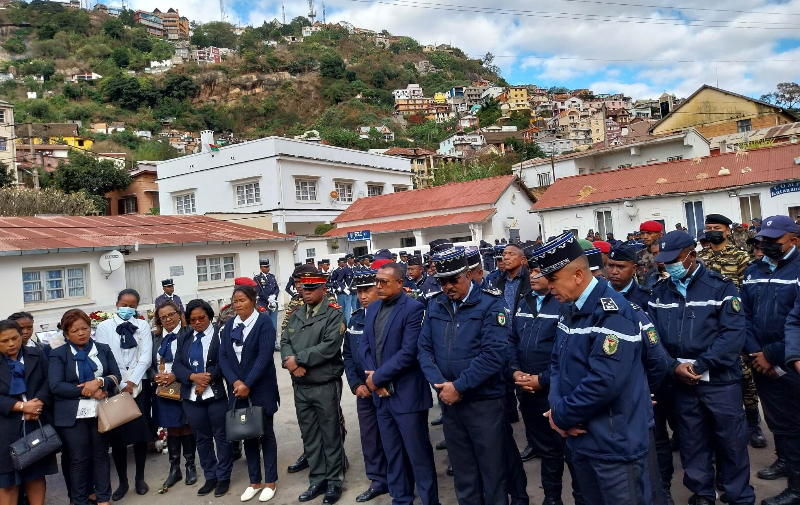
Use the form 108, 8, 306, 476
731, 230, 750, 252
635, 247, 657, 286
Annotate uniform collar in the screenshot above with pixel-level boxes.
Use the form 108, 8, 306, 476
619, 279, 634, 294
575, 277, 599, 311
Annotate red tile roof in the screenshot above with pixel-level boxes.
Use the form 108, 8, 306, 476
324, 209, 495, 237
533, 143, 800, 211
383, 147, 437, 157
332, 175, 517, 224
0, 215, 290, 253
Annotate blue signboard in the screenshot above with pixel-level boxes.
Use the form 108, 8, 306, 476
347, 230, 371, 242
770, 181, 800, 198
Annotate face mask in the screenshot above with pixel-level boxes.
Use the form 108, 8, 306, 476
117, 307, 136, 320
760, 241, 787, 260
705, 231, 726, 245
665, 254, 690, 280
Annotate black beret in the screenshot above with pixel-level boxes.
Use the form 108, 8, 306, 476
705, 213, 732, 227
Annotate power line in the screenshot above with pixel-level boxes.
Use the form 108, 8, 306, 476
472, 55, 800, 63
342, 0, 800, 29
551, 0, 800, 18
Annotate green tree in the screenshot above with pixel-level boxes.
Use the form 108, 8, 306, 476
190, 29, 211, 48
118, 8, 135, 27
319, 53, 346, 79
203, 22, 237, 48
53, 151, 133, 212
0, 187, 96, 216
161, 74, 199, 100
0, 162, 15, 188
111, 47, 130, 68
476, 98, 502, 127
103, 18, 126, 39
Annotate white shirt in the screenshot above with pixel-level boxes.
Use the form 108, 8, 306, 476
157, 325, 182, 374
188, 325, 215, 402
71, 343, 104, 419
94, 315, 152, 386
232, 311, 259, 363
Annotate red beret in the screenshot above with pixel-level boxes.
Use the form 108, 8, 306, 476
371, 259, 392, 270
234, 276, 257, 287
640, 221, 664, 232
592, 240, 611, 253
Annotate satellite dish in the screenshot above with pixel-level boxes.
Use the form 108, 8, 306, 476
99, 250, 124, 276
330, 190, 339, 200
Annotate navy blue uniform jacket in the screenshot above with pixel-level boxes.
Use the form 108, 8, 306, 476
343, 307, 367, 392
219, 312, 279, 413
172, 324, 227, 400
507, 291, 560, 389
155, 293, 184, 313
360, 292, 432, 413
418, 281, 508, 402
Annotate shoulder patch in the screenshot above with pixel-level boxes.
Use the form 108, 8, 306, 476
600, 297, 619, 311
403, 286, 412, 293
647, 327, 658, 345
329, 302, 342, 309
731, 296, 741, 312
340, 322, 346, 335
482, 287, 502, 296
603, 335, 619, 355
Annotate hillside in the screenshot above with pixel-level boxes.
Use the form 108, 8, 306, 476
0, 1, 506, 158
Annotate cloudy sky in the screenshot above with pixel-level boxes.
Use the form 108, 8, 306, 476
127, 0, 800, 100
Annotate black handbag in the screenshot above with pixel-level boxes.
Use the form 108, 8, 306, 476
225, 398, 265, 441
9, 420, 62, 470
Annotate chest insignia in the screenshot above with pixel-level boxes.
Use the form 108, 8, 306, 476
600, 297, 619, 311
603, 335, 619, 355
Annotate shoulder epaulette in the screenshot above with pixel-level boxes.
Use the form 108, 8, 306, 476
707, 270, 732, 283
599, 297, 619, 312
402, 286, 412, 293
257, 306, 267, 313
630, 302, 641, 311
220, 303, 230, 312
653, 276, 669, 287
424, 290, 442, 299
351, 307, 363, 317
329, 302, 342, 310
482, 287, 502, 296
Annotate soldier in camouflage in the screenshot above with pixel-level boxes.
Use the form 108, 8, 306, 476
731, 223, 750, 252
636, 220, 664, 288
697, 213, 766, 449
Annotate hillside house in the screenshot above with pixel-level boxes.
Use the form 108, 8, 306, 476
358, 125, 394, 142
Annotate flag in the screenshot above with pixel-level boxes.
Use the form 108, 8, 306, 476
209, 144, 220, 152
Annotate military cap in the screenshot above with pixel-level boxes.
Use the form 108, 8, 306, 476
430, 239, 469, 277
321, 258, 330, 265
317, 260, 324, 266
345, 253, 354, 260
373, 248, 391, 259
413, 250, 422, 256
654, 230, 696, 263
234, 276, 258, 287
259, 258, 270, 267
299, 272, 327, 289
705, 214, 733, 227
756, 215, 797, 239
392, 253, 398, 259
586, 248, 604, 272
429, 238, 454, 254
292, 264, 318, 278
337, 257, 346, 263
465, 246, 481, 269
592, 240, 611, 253
407, 255, 423, 266
608, 245, 637, 262
371, 259, 392, 270
578, 238, 594, 251
399, 250, 408, 257
305, 258, 315, 265
639, 221, 664, 232
294, 261, 302, 267
161, 278, 174, 287
533, 232, 585, 279
493, 244, 506, 258
353, 269, 377, 288
634, 231, 642, 236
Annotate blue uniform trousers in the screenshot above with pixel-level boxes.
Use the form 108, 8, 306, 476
350, 294, 359, 322
503, 418, 528, 505
337, 294, 352, 324
442, 398, 506, 505
356, 397, 389, 491
183, 397, 233, 482
754, 369, 800, 469
376, 402, 439, 505
652, 379, 676, 491
268, 309, 279, 348
674, 383, 755, 504
645, 428, 665, 505
571, 452, 651, 505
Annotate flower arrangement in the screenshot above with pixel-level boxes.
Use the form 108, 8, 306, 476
88, 310, 114, 328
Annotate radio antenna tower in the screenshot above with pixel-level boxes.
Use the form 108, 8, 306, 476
322, 3, 326, 23
281, 2, 285, 24
308, 0, 316, 25
219, 0, 225, 21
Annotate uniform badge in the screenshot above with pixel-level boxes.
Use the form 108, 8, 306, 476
603, 335, 619, 355
600, 297, 619, 311
497, 313, 506, 326
647, 328, 658, 345
340, 322, 346, 335
731, 297, 741, 312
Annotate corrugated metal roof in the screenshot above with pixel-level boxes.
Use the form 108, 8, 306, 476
324, 209, 495, 237
533, 143, 800, 211
708, 121, 800, 149
332, 175, 516, 224
0, 215, 290, 253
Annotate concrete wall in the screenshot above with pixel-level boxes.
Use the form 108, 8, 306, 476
106, 172, 159, 215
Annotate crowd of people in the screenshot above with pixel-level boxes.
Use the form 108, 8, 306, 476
1, 211, 799, 505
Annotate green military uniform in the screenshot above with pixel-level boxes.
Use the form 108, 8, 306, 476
635, 246, 657, 286
280, 292, 337, 335
281, 300, 347, 489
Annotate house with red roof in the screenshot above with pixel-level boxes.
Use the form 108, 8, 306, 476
323, 175, 540, 249
531, 142, 800, 240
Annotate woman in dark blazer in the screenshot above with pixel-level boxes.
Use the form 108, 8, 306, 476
173, 299, 232, 498
49, 309, 121, 505
218, 286, 280, 502
0, 319, 56, 505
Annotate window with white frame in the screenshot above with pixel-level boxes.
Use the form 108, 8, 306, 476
0, 110, 5, 123
595, 210, 613, 237
0, 137, 6, 151
235, 181, 261, 206
175, 193, 196, 214
23, 266, 86, 304
196, 255, 235, 283
306, 248, 316, 258
335, 182, 353, 203
295, 179, 317, 201
367, 184, 384, 197
393, 185, 409, 192
684, 200, 704, 238
123, 197, 137, 214
739, 195, 762, 225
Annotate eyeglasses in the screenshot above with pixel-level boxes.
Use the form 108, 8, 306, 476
437, 274, 463, 287
160, 311, 178, 320
375, 278, 399, 286
189, 314, 208, 324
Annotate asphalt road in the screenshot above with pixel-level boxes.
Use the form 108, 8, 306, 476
43, 351, 785, 504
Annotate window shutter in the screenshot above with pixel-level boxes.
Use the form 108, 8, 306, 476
117, 199, 125, 215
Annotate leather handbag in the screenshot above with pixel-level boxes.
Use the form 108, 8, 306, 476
225, 398, 265, 441
97, 376, 142, 433
156, 358, 181, 401
9, 420, 62, 470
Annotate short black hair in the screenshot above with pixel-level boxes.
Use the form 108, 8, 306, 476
232, 285, 258, 304
117, 288, 141, 304
186, 299, 215, 320
0, 319, 22, 335
7, 311, 33, 322
378, 262, 405, 281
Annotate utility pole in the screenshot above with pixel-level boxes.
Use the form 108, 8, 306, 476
550, 140, 555, 185
27, 123, 39, 189
602, 102, 608, 149
282, 2, 285, 25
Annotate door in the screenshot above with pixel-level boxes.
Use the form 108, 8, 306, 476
684, 201, 704, 238
125, 260, 154, 306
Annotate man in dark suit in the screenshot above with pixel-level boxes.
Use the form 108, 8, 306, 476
360, 263, 439, 505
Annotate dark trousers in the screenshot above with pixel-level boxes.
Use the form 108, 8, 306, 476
58, 419, 111, 505
645, 428, 665, 505
110, 442, 147, 484
571, 452, 651, 505
503, 417, 528, 505
355, 397, 388, 490
294, 379, 344, 487
674, 383, 755, 504
183, 397, 233, 481
652, 379, 675, 489
505, 379, 519, 422
442, 398, 506, 505
376, 402, 439, 505
243, 414, 277, 485
754, 368, 800, 469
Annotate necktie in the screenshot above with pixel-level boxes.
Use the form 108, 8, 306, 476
6, 353, 25, 396
230, 323, 245, 345
70, 341, 98, 383
116, 321, 138, 349
158, 332, 178, 363
189, 332, 205, 373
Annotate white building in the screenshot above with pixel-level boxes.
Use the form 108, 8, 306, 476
156, 133, 413, 238
534, 137, 575, 158
438, 131, 484, 155
0, 215, 297, 329
518, 129, 710, 188
324, 175, 542, 249
0, 101, 16, 183
392, 84, 424, 100
481, 86, 505, 102
531, 142, 800, 240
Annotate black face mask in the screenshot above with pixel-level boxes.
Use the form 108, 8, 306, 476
760, 241, 786, 260
705, 231, 726, 245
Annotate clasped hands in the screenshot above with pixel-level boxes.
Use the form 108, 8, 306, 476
513, 371, 542, 393
364, 371, 390, 398
190, 372, 212, 396
77, 378, 107, 401
283, 356, 306, 378
544, 409, 586, 438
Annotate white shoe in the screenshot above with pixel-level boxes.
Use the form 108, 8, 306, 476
259, 487, 276, 502
241, 486, 260, 502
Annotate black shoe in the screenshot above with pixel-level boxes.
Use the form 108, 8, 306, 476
299, 484, 326, 502
750, 425, 768, 448
163, 436, 182, 488
135, 480, 148, 496
520, 445, 537, 462
689, 495, 715, 505
446, 465, 453, 476
356, 488, 387, 502
762, 487, 800, 505
323, 484, 341, 504
112, 483, 128, 501
759, 459, 790, 480
542, 498, 564, 505
162, 466, 182, 489
431, 413, 443, 426
197, 479, 217, 496
288, 454, 309, 473
184, 465, 197, 486
435, 440, 447, 450
213, 480, 229, 498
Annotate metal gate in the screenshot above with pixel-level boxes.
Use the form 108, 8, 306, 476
125, 260, 154, 306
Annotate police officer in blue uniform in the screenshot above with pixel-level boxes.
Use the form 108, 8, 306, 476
286, 262, 302, 297
480, 241, 496, 273
340, 254, 356, 320
417, 239, 509, 505
649, 231, 755, 505
539, 232, 652, 504
465, 247, 488, 289
330, 258, 344, 308
742, 216, 800, 505
402, 255, 425, 298
155, 279, 184, 312
254, 259, 280, 347
342, 270, 389, 503
485, 244, 506, 288
606, 246, 651, 308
